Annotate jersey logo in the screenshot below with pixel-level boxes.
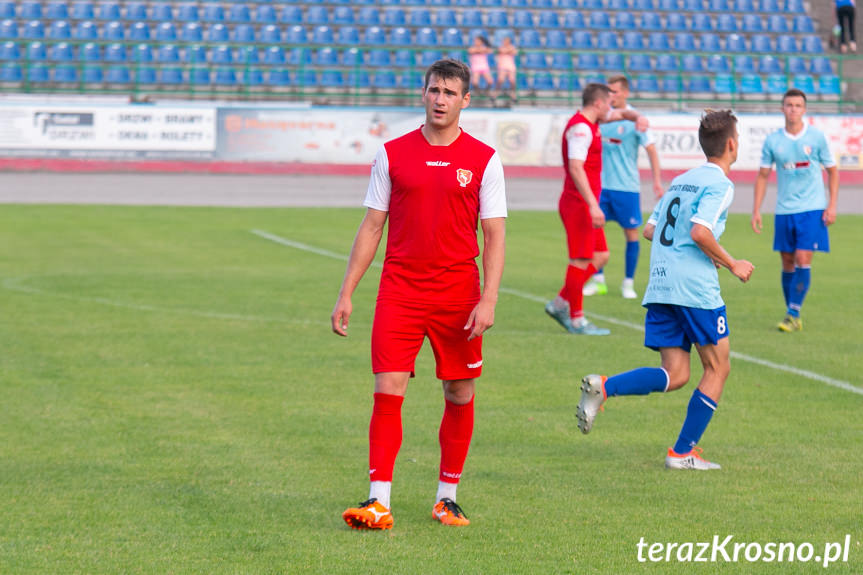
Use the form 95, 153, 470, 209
794, 161, 811, 168
803, 145, 812, 156
607, 138, 623, 145
617, 125, 625, 134
456, 169, 473, 188
426, 161, 451, 167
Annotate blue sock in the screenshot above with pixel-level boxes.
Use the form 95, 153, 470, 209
787, 267, 810, 318
624, 240, 639, 279
781, 270, 794, 308
673, 389, 717, 455
604, 367, 668, 397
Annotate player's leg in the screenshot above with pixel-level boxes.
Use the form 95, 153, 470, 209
774, 213, 804, 332
585, 191, 615, 296
621, 226, 640, 299
782, 249, 813, 331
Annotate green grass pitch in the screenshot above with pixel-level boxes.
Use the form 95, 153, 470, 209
0, 205, 860, 574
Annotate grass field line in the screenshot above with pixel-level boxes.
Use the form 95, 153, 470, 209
252, 229, 863, 398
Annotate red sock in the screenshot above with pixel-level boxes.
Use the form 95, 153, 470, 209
565, 264, 589, 319
368, 393, 404, 482
438, 396, 475, 483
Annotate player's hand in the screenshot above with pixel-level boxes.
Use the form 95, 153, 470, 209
465, 298, 495, 341
589, 204, 606, 228
653, 181, 664, 199
730, 259, 755, 283
331, 295, 352, 336
751, 212, 762, 234
823, 206, 837, 226
635, 115, 649, 132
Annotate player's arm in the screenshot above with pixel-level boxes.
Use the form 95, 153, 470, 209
568, 158, 605, 228
824, 165, 839, 226
691, 224, 754, 283
331, 208, 388, 336
605, 108, 649, 133
751, 167, 771, 234
643, 222, 655, 241
466, 217, 506, 341
645, 143, 664, 198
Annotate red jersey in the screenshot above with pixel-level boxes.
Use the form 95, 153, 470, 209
364, 128, 507, 305
561, 111, 602, 202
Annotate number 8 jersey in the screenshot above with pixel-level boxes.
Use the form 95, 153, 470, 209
642, 163, 735, 310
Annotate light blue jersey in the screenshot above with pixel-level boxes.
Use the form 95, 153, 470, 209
601, 109, 654, 193
760, 124, 836, 215
642, 163, 735, 310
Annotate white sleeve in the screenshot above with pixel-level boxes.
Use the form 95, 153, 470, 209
479, 151, 507, 219
641, 128, 656, 147
362, 146, 391, 211
565, 123, 593, 161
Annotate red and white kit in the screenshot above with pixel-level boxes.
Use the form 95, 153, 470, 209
364, 127, 507, 380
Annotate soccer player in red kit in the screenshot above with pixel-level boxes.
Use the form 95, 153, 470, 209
544, 83, 647, 335
331, 59, 507, 530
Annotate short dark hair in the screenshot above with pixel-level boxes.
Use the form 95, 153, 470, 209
698, 109, 738, 159
582, 83, 611, 107
424, 59, 471, 95
606, 75, 629, 90
782, 88, 807, 103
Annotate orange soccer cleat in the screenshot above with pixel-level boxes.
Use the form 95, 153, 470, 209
342, 498, 394, 530
432, 498, 470, 526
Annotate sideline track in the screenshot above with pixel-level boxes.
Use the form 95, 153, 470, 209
250, 229, 863, 398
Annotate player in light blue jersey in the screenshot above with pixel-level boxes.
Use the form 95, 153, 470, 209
584, 75, 664, 299
752, 89, 839, 333
576, 110, 754, 470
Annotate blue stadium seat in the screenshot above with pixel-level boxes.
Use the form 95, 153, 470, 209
802, 36, 822, 53
739, 74, 764, 95
156, 22, 177, 42
563, 12, 585, 29
238, 45, 258, 64
633, 74, 659, 92
717, 14, 737, 32
513, 10, 534, 28
760, 0, 779, 12
734, 0, 753, 10
658, 0, 678, 9
313, 25, 333, 44
417, 27, 438, 45
751, 34, 772, 52
682, 54, 703, 72
551, 52, 572, 70
267, 69, 290, 87
791, 74, 815, 93
418, 49, 441, 67
156, 44, 178, 62
648, 32, 669, 51
692, 14, 712, 31
71, 1, 94, 19
539, 12, 560, 28
0, 62, 21, 81
207, 23, 228, 43
212, 44, 232, 64
263, 46, 285, 65
373, 69, 397, 89
462, 10, 484, 27
214, 68, 236, 86
397, 70, 421, 89
590, 12, 611, 29
179, 22, 201, 42
628, 53, 653, 71
105, 65, 130, 83
534, 0, 555, 8
390, 27, 411, 45
673, 32, 695, 51
346, 69, 370, 88
661, 76, 681, 94
306, 6, 328, 25
129, 22, 149, 41
0, 40, 18, 60
158, 67, 181, 85
0, 1, 14, 19
28, 63, 50, 83
285, 24, 308, 43
532, 72, 555, 91
784, 0, 803, 11
602, 53, 624, 70
177, 3, 199, 22
665, 13, 686, 31
23, 20, 44, 39
768, 14, 788, 33
741, 14, 762, 32
364, 26, 386, 44
488, 10, 508, 27
810, 57, 833, 75
758, 55, 782, 73
436, 9, 457, 27
280, 6, 302, 24
640, 12, 662, 30
230, 4, 251, 23
393, 49, 413, 67
255, 5, 276, 23
410, 9, 432, 27
682, 0, 703, 10
189, 68, 211, 86
792, 15, 813, 33
48, 43, 76, 62
319, 70, 344, 88
616, 12, 636, 30
818, 75, 840, 97
609, 0, 630, 9
442, 27, 463, 46
572, 31, 593, 49
203, 5, 225, 23
123, 1, 145, 20
48, 21, 71, 40
80, 42, 100, 61
54, 64, 77, 83
633, 0, 655, 8
655, 53, 677, 71
519, 29, 541, 48
766, 74, 788, 94
577, 53, 600, 70
368, 49, 391, 67
105, 43, 126, 62
700, 33, 721, 51
619, 31, 642, 50
288, 47, 311, 66
725, 33, 746, 51
185, 44, 206, 63
776, 34, 797, 53
132, 43, 152, 62
21, 1, 42, 19
234, 24, 255, 43
151, 3, 172, 21
27, 41, 46, 61
242, 68, 264, 86
713, 73, 735, 94
546, 29, 568, 48
82, 65, 102, 83
786, 56, 807, 74
259, 24, 280, 43
597, 31, 619, 50
73, 21, 96, 40
734, 54, 755, 73
335, 26, 358, 44
524, 52, 548, 69
383, 7, 405, 26
707, 54, 729, 72
583, 0, 603, 8
709, 0, 729, 9
101, 21, 123, 41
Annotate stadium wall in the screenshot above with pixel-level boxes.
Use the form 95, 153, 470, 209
1, 102, 861, 182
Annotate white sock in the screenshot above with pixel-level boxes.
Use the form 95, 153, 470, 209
593, 273, 606, 283
572, 316, 587, 328
553, 295, 569, 310
369, 481, 391, 509
622, 278, 634, 287
435, 481, 458, 503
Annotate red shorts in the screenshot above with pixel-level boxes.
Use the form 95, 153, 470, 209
371, 298, 482, 381
559, 194, 608, 260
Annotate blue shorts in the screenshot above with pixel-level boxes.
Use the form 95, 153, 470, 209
773, 210, 830, 253
644, 304, 729, 352
600, 189, 642, 229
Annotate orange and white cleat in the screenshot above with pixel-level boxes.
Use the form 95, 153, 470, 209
665, 446, 721, 470
432, 498, 470, 526
342, 498, 394, 530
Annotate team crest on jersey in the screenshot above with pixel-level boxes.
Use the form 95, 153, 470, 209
617, 125, 625, 134
456, 168, 473, 188
803, 145, 812, 156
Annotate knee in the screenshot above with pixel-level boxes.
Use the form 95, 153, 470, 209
663, 365, 691, 391
442, 379, 475, 404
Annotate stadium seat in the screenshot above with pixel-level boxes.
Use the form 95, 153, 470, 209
792, 15, 814, 33
373, 70, 397, 89
71, 1, 94, 20
234, 24, 255, 43
761, 0, 780, 10
766, 74, 788, 94
734, 55, 755, 73
700, 33, 721, 51
692, 14, 712, 32
311, 25, 332, 44
661, 76, 681, 94
288, 47, 311, 66
0, 1, 13, 19
383, 8, 405, 26
707, 54, 730, 73
563, 12, 585, 29
203, 5, 224, 23
802, 36, 823, 53
551, 52, 573, 70
622, 31, 643, 50
524, 52, 548, 69
681, 54, 703, 72
334, 26, 357, 44
786, 56, 807, 74
189, 68, 211, 86
709, 0, 729, 9
633, 0, 655, 8
532, 72, 555, 91
810, 57, 833, 75
602, 53, 624, 70
759, 55, 782, 73
54, 64, 77, 83
214, 68, 236, 87
105, 43, 126, 62
714, 73, 735, 95
440, 27, 462, 46
609, 0, 630, 9
177, 3, 199, 22
101, 21, 123, 41
23, 20, 44, 39
776, 34, 797, 53
725, 34, 746, 52
655, 54, 677, 71
741, 14, 762, 33
179, 22, 201, 42
658, 0, 678, 10
513, 10, 535, 28
208, 24, 229, 43
717, 14, 738, 32
665, 13, 686, 32
410, 9, 432, 27
368, 49, 391, 67
151, 3, 172, 21
242, 68, 264, 87
81, 65, 101, 83
287, 25, 307, 43
212, 44, 232, 64
364, 26, 386, 45
416, 27, 438, 45
390, 27, 411, 45
136, 66, 156, 84
546, 29, 568, 48
319, 70, 344, 88
306, 6, 328, 25
767, 14, 788, 33
27, 63, 49, 83
519, 29, 541, 48
818, 75, 840, 97
0, 62, 21, 81
648, 32, 669, 51
616, 12, 636, 30
346, 70, 370, 87
628, 53, 653, 71
577, 53, 600, 70
791, 74, 815, 93
267, 69, 290, 87
751, 34, 773, 53
132, 43, 152, 62
572, 31, 593, 49
49, 2, 71, 20
129, 22, 149, 41
73, 21, 96, 40
48, 21, 71, 40
418, 49, 442, 67
0, 40, 18, 60
640, 12, 662, 30
263, 46, 285, 65
26, 41, 46, 61
105, 65, 129, 83
633, 74, 659, 93
673, 32, 696, 51
185, 44, 207, 63
157, 67, 181, 85
539, 12, 560, 28
597, 31, 619, 50
590, 12, 611, 29
21, 0, 41, 19
784, 0, 804, 12
583, 0, 603, 8
123, 1, 145, 20
682, 0, 703, 10
734, 0, 754, 10
488, 10, 508, 27
255, 5, 276, 24
534, 0, 555, 8
393, 49, 413, 67
230, 4, 251, 23
260, 24, 281, 43
80, 42, 100, 61
280, 6, 302, 24
739, 73, 764, 95
462, 10, 484, 27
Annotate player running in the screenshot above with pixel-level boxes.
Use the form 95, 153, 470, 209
576, 110, 754, 470
751, 89, 839, 332
544, 83, 647, 336
331, 59, 507, 530
583, 75, 664, 300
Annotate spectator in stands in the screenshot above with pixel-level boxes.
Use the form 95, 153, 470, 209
836, 0, 856, 52
468, 36, 495, 95
496, 36, 518, 102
